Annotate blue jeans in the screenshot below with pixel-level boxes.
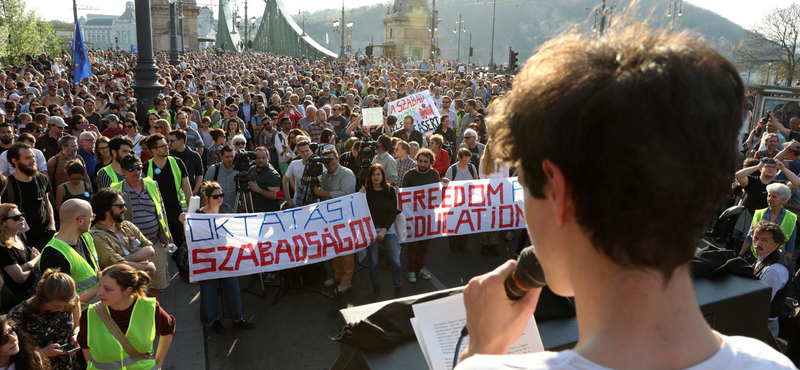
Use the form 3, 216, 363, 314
200, 277, 243, 325
368, 233, 401, 288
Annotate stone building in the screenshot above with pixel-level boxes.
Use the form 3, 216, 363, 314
150, 0, 202, 52
81, 2, 137, 51
381, 0, 439, 59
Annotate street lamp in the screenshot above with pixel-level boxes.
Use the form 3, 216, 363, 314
453, 14, 466, 62
668, 0, 683, 31
767, 62, 773, 85
332, 0, 352, 59
167, 0, 180, 65
132, 0, 164, 122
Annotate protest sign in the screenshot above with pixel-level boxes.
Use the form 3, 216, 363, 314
386, 90, 442, 134
185, 193, 376, 282
397, 177, 525, 242
362, 107, 383, 129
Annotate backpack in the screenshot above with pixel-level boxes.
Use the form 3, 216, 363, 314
447, 163, 477, 181
406, 169, 440, 187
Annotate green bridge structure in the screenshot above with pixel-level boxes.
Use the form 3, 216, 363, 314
215, 0, 338, 59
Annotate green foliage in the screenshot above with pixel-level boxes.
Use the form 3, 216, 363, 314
0, 0, 62, 66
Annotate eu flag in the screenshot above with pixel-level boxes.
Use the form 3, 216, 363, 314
72, 23, 92, 84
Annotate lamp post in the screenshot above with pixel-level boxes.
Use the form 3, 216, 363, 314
589, 0, 613, 35
453, 13, 466, 62
668, 0, 683, 31
430, 0, 438, 62
767, 62, 773, 85
332, 1, 352, 59
167, 0, 180, 65
132, 0, 164, 121
489, 0, 496, 72
178, 0, 185, 56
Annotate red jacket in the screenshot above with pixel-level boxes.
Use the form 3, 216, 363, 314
433, 148, 450, 176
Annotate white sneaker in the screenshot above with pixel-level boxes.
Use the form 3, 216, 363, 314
407, 272, 417, 283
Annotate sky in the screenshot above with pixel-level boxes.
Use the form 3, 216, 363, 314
24, 0, 800, 29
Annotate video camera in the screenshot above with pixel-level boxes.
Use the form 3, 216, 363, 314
233, 151, 257, 193
301, 155, 332, 185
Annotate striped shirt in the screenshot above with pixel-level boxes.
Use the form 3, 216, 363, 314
122, 181, 162, 243
396, 157, 417, 184
97, 167, 125, 189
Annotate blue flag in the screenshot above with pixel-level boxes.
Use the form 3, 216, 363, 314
131, 45, 138, 54
72, 23, 92, 84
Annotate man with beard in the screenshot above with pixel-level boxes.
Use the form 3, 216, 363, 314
1, 143, 56, 249
401, 149, 441, 283
96, 137, 133, 188
90, 188, 156, 274
46, 135, 91, 195
0, 123, 14, 156
35, 116, 66, 160
38, 199, 100, 305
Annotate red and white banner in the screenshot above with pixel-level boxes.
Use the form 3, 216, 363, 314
185, 193, 376, 282
398, 177, 525, 242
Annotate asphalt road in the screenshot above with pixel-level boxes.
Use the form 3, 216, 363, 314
204, 230, 525, 370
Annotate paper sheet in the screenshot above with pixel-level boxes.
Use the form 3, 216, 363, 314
411, 293, 544, 370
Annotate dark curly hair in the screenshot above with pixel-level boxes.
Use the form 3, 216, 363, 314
0, 315, 50, 370
751, 221, 787, 246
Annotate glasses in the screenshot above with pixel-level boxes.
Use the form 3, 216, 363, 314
98, 146, 109, 151
156, 144, 168, 150
2, 213, 25, 222
111, 203, 127, 209
124, 125, 134, 129
0, 327, 15, 345
126, 166, 142, 172
235, 142, 245, 147
210, 193, 225, 200
465, 136, 475, 140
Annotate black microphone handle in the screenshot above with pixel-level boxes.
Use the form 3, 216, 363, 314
505, 246, 547, 300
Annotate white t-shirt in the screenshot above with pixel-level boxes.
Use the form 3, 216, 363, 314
284, 159, 307, 205
455, 333, 795, 370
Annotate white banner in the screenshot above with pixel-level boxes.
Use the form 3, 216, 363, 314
387, 90, 442, 134
185, 193, 376, 282
398, 177, 525, 242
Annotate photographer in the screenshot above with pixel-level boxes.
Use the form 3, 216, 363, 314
339, 137, 360, 176
371, 135, 398, 185
282, 139, 313, 208
247, 147, 282, 212
204, 146, 238, 210
312, 149, 356, 294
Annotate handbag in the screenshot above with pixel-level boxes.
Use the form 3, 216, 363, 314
91, 302, 153, 360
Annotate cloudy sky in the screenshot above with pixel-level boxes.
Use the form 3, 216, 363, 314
25, 0, 797, 29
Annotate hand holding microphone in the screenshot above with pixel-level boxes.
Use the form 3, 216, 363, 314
458, 246, 546, 365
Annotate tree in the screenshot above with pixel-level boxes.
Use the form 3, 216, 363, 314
731, 3, 800, 86
0, 0, 62, 66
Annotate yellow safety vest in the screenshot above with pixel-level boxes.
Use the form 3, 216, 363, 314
103, 164, 120, 184
111, 178, 171, 240
145, 156, 187, 208
38, 233, 99, 292
86, 297, 157, 370
750, 207, 797, 258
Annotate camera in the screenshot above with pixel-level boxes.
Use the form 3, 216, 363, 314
357, 137, 379, 169
233, 151, 257, 193
302, 155, 332, 183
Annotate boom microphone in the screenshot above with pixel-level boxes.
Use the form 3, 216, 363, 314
505, 246, 547, 300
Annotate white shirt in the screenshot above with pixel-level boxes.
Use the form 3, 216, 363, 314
756, 255, 790, 302
456, 333, 795, 370
284, 160, 307, 204
0, 148, 48, 175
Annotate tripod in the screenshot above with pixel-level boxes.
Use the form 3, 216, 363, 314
234, 182, 269, 299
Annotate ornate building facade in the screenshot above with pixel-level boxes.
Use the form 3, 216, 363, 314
381, 0, 438, 59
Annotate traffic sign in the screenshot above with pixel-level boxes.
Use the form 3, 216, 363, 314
431, 38, 436, 44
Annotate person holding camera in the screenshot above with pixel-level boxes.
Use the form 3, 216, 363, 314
312, 148, 357, 294
247, 147, 282, 212
282, 139, 314, 208
204, 146, 238, 210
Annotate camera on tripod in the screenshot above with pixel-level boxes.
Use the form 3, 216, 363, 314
301, 155, 333, 185
357, 137, 379, 168
234, 151, 258, 193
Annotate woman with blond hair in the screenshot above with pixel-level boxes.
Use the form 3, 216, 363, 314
0, 204, 40, 303
79, 264, 176, 370
9, 269, 81, 369
478, 141, 511, 254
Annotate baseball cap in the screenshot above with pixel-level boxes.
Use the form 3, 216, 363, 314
47, 116, 68, 128
120, 155, 142, 169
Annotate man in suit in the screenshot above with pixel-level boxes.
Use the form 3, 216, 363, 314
238, 92, 257, 125
392, 115, 424, 147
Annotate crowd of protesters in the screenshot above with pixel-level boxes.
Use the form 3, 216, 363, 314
0, 47, 520, 368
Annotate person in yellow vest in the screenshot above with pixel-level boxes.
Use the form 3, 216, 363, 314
739, 183, 798, 261
37, 199, 100, 306
111, 155, 174, 301
79, 264, 176, 370
96, 137, 133, 189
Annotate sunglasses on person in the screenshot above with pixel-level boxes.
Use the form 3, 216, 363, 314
0, 327, 15, 345
465, 136, 475, 140
234, 142, 245, 147
111, 203, 127, 209
124, 125, 135, 129
2, 213, 24, 222
127, 166, 142, 172
210, 193, 225, 199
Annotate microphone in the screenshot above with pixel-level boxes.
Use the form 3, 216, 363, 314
505, 246, 547, 300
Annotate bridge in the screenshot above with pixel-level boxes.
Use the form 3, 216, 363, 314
216, 0, 338, 60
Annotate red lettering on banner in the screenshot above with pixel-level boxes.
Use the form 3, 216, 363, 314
516, 204, 525, 226
275, 240, 295, 264
333, 224, 353, 252
487, 182, 504, 206
258, 241, 274, 265
414, 216, 426, 238
470, 208, 486, 229
217, 246, 236, 271
413, 189, 426, 211
235, 243, 259, 270
427, 187, 440, 209
453, 186, 465, 207
426, 212, 442, 235
192, 247, 218, 274
454, 209, 475, 233
350, 221, 368, 250
442, 210, 455, 234
468, 185, 486, 207
361, 216, 377, 247
491, 206, 497, 228
306, 232, 323, 260
292, 235, 308, 261
321, 230, 339, 257
398, 190, 412, 211
442, 186, 453, 208
499, 205, 514, 228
